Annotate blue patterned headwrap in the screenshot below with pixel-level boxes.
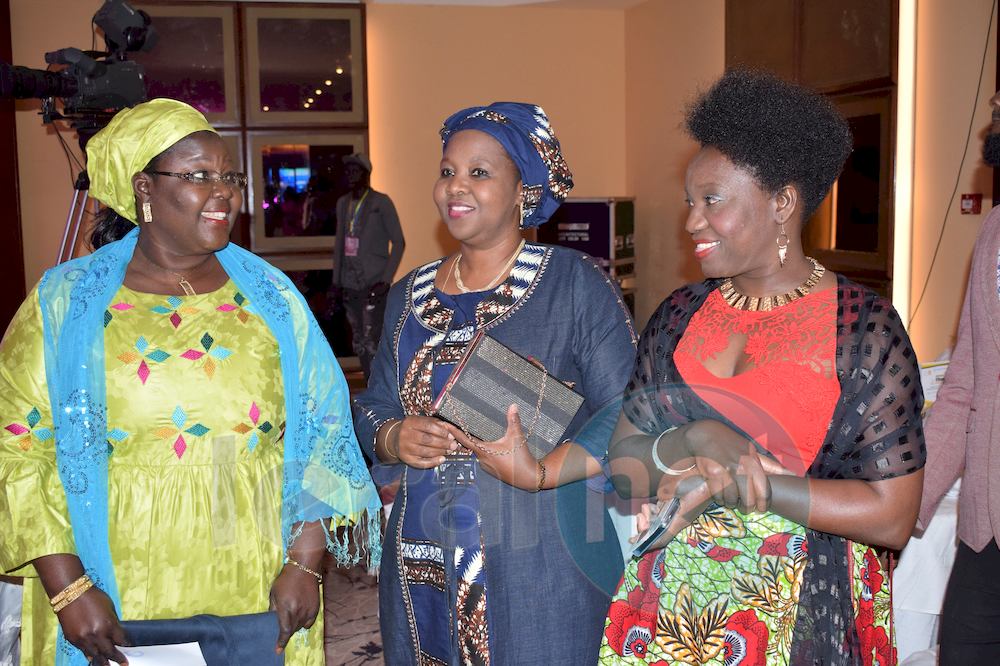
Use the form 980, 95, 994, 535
440, 102, 574, 228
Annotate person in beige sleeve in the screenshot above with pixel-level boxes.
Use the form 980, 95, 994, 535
919, 90, 1000, 664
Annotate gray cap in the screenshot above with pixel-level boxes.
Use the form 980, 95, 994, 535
343, 152, 372, 172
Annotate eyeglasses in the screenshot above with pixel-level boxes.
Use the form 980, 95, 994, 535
147, 170, 248, 188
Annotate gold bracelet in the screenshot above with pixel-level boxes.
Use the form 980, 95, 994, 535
381, 420, 403, 462
51, 577, 94, 613
49, 574, 91, 609
285, 557, 323, 584
535, 460, 547, 493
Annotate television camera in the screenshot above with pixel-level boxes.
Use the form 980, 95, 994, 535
0, 0, 157, 262
0, 0, 156, 135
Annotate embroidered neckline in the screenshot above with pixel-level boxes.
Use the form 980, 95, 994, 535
399, 243, 549, 416
120, 279, 235, 298
409, 242, 548, 334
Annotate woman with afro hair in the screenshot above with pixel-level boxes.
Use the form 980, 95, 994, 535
598, 69, 925, 664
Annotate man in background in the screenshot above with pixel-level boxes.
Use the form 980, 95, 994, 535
918, 91, 1000, 664
331, 153, 405, 378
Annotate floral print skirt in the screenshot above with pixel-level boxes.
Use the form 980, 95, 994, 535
598, 507, 894, 665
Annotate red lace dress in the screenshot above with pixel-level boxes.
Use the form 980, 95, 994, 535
599, 287, 897, 665
674, 287, 840, 475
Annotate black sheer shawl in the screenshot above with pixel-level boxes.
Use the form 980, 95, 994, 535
623, 275, 925, 664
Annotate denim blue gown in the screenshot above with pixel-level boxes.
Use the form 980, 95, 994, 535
354, 243, 637, 665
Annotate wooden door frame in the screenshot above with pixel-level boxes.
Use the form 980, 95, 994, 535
1, 0, 26, 330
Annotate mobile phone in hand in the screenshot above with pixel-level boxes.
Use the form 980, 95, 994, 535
630, 497, 681, 559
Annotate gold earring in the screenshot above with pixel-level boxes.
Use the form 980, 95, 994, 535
516, 197, 525, 229
142, 202, 153, 224
776, 222, 789, 267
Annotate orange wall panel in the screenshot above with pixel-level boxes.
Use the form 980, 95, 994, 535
625, 0, 725, 324
10, 0, 96, 287
10, 1, 627, 286
366, 3, 627, 278
909, 0, 997, 360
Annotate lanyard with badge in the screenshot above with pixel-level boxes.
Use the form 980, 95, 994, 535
344, 189, 369, 257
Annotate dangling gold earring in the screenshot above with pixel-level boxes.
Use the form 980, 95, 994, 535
776, 222, 789, 267
142, 202, 153, 224
516, 196, 525, 229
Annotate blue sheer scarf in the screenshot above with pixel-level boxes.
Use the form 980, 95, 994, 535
37, 228, 381, 665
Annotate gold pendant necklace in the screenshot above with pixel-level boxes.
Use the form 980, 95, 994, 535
175, 276, 197, 296
138, 246, 198, 296
719, 257, 825, 311
453, 239, 525, 293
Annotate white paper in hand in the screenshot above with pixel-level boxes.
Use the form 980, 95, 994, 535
114, 642, 207, 666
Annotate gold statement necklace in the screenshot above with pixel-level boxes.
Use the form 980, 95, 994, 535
719, 257, 826, 311
138, 246, 198, 296
452, 239, 525, 293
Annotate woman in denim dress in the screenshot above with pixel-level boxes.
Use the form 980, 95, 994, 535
354, 102, 637, 665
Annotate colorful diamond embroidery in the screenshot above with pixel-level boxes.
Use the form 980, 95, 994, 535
181, 331, 233, 379
4, 407, 54, 451
117, 336, 171, 385
232, 401, 274, 452
106, 427, 129, 457
154, 406, 210, 459
104, 302, 134, 328
151, 296, 199, 329
216, 291, 254, 324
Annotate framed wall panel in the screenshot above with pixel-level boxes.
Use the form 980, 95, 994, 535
244, 5, 365, 126
133, 3, 240, 126
726, 0, 898, 296
248, 130, 365, 253
725, 0, 796, 80
131, 2, 369, 257
800, 0, 895, 90
804, 91, 894, 293
217, 131, 246, 209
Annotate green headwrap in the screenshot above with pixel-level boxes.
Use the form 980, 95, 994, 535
86, 98, 216, 223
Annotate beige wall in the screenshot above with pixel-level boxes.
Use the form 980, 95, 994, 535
10, 0, 999, 357
619, 0, 1000, 353
624, 0, 725, 325
909, 0, 997, 361
10, 1, 627, 286
10, 0, 95, 287
366, 3, 626, 277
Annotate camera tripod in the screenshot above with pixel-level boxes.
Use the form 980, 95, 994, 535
58, 170, 99, 265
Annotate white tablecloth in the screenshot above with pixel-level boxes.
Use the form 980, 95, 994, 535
0, 580, 21, 666
894, 480, 960, 661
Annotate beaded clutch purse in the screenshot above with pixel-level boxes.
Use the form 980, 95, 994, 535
431, 332, 585, 459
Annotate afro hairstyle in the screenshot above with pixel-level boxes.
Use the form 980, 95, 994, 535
685, 68, 853, 221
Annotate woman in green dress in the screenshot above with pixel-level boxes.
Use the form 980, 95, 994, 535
0, 99, 381, 666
